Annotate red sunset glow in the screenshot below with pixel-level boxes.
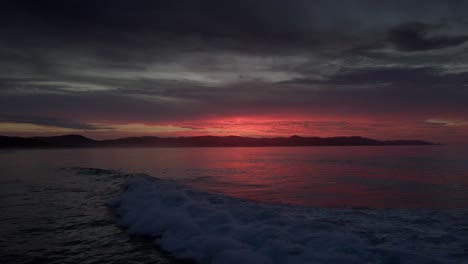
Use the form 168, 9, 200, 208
0, 1, 467, 144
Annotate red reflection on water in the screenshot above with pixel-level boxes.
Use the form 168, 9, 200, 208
178, 146, 468, 208
13, 146, 466, 208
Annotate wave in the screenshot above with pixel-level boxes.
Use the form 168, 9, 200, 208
100, 172, 468, 264
58, 166, 125, 176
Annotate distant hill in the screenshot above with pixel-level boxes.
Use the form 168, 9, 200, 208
32, 135, 96, 147
0, 135, 437, 148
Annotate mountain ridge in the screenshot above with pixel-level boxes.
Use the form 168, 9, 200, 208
0, 135, 438, 148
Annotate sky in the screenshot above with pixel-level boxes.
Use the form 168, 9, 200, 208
1, 0, 468, 143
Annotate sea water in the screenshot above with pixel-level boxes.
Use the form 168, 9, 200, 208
1, 146, 468, 263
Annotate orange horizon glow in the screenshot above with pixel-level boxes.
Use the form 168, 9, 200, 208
1, 114, 468, 144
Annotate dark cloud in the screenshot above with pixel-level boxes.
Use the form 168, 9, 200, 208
0, 0, 467, 140
287, 66, 468, 87
1, 68, 466, 125
2, 0, 466, 56
2, 0, 318, 53
0, 115, 106, 130
388, 22, 468, 51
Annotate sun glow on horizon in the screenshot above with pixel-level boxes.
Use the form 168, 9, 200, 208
1, 115, 467, 143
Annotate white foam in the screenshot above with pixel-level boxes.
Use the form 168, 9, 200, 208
110, 174, 468, 264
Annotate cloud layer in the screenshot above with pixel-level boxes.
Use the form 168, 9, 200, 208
1, 0, 467, 142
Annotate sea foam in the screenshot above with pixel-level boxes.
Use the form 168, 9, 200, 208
110, 174, 468, 264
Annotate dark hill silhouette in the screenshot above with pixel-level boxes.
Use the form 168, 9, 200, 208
33, 135, 96, 147
0, 135, 437, 148
0, 136, 55, 148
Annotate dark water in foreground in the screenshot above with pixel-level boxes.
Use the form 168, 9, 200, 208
1, 146, 468, 263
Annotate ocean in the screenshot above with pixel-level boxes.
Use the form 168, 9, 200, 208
1, 146, 468, 263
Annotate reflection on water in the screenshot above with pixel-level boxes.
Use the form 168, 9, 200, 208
2, 145, 468, 208
171, 146, 468, 208
1, 146, 468, 263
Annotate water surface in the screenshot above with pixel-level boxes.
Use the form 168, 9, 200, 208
1, 146, 468, 263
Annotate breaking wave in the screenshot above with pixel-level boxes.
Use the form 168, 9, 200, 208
106, 173, 468, 264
